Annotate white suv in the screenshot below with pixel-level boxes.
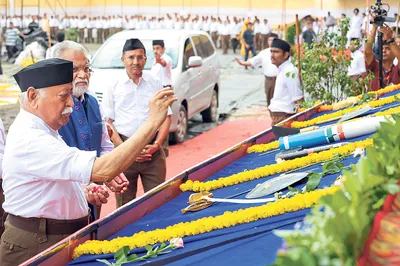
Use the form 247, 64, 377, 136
88, 29, 220, 143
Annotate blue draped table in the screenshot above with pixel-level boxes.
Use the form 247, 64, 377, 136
69, 92, 400, 266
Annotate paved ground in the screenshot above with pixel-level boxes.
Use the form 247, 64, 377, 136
0, 43, 272, 217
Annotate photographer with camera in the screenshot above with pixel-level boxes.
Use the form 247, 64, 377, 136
365, 22, 400, 91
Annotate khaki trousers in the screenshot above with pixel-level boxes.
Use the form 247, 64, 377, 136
87, 28, 93, 43
270, 111, 293, 126
79, 28, 85, 43
0, 219, 70, 266
255, 33, 261, 51
115, 135, 166, 208
97, 28, 103, 43
211, 32, 218, 47
264, 76, 276, 107
104, 29, 110, 40
261, 34, 269, 49
221, 35, 230, 54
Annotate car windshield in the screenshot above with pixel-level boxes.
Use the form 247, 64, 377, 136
91, 38, 180, 70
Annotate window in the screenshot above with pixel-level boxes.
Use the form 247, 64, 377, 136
191, 35, 207, 58
200, 34, 215, 58
183, 38, 195, 70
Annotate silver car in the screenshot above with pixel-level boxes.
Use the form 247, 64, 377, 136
88, 29, 220, 143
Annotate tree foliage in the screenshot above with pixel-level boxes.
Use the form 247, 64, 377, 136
292, 18, 374, 104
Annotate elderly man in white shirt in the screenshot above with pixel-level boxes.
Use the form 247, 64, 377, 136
235, 33, 279, 106
0, 58, 176, 266
269, 39, 304, 125
103, 39, 173, 208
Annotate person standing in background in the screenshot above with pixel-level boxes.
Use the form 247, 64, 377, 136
235, 33, 279, 106
349, 8, 363, 41
242, 21, 257, 67
103, 39, 173, 208
5, 22, 26, 61
326, 11, 336, 32
103, 17, 110, 41
302, 22, 317, 48
230, 17, 241, 54
259, 19, 271, 50
210, 17, 219, 48
218, 19, 230, 54
269, 38, 304, 125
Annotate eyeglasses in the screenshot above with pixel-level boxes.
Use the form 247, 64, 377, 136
123, 55, 146, 62
73, 65, 93, 74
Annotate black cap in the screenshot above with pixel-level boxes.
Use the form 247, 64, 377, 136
152, 40, 164, 47
271, 38, 291, 53
123, 38, 146, 53
14, 58, 73, 92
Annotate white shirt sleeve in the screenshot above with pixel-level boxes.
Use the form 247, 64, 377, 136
99, 105, 114, 156
0, 119, 5, 178
25, 132, 96, 185
250, 52, 263, 68
288, 71, 304, 102
102, 81, 116, 120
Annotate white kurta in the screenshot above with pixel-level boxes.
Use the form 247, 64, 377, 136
2, 109, 96, 219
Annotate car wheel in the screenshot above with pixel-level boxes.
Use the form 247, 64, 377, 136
201, 90, 218, 122
170, 105, 188, 144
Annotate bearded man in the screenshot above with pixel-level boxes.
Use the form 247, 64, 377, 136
48, 41, 129, 220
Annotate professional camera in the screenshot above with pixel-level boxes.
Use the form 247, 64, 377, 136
369, 0, 396, 26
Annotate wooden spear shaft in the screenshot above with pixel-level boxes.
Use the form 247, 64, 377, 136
295, 14, 302, 85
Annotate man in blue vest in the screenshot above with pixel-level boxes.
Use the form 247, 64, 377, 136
48, 41, 129, 220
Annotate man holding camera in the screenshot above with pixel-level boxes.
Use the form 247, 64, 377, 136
365, 23, 400, 90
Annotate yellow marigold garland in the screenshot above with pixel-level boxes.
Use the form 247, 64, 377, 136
72, 186, 339, 259
375, 105, 400, 117
299, 84, 400, 113
180, 139, 373, 192
246, 141, 279, 154
291, 93, 400, 129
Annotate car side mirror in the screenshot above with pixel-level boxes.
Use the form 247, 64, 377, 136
188, 56, 202, 68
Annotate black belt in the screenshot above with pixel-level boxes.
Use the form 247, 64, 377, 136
119, 131, 158, 144
8, 214, 89, 235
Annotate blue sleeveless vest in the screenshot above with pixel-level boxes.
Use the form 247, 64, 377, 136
58, 93, 103, 157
